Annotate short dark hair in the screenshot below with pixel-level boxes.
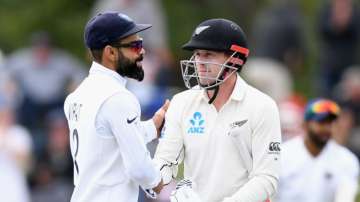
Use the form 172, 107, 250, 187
90, 48, 104, 63
89, 39, 123, 63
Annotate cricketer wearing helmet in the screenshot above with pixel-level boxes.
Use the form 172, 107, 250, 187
154, 19, 281, 202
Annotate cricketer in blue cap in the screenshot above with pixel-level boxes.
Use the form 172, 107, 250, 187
84, 11, 152, 81
64, 11, 169, 202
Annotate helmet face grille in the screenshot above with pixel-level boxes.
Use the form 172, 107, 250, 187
180, 53, 238, 90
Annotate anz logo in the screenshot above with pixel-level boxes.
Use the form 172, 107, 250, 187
187, 112, 205, 135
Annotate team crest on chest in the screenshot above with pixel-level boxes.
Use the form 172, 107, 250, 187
187, 112, 205, 135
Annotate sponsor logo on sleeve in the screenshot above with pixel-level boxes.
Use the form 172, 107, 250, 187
127, 116, 137, 124
268, 142, 281, 154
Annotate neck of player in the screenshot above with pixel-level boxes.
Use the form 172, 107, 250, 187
206, 73, 237, 111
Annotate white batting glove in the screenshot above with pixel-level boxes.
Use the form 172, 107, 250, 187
170, 179, 202, 202
142, 188, 157, 199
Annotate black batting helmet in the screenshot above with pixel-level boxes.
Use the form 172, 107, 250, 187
182, 18, 249, 63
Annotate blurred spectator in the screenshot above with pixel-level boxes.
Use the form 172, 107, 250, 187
334, 66, 360, 125
43, 109, 73, 180
333, 66, 360, 156
0, 153, 30, 202
0, 67, 19, 106
0, 49, 20, 107
242, 58, 294, 102
6, 31, 86, 132
31, 162, 73, 202
276, 98, 359, 202
31, 110, 73, 202
317, 0, 360, 96
279, 98, 305, 141
0, 94, 33, 174
251, 0, 306, 74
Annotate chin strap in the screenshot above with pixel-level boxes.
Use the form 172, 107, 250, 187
207, 85, 219, 104
207, 68, 230, 104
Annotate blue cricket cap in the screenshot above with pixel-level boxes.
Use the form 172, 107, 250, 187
84, 11, 152, 49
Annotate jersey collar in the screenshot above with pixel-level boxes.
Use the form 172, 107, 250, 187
200, 74, 247, 102
231, 74, 247, 101
89, 61, 127, 86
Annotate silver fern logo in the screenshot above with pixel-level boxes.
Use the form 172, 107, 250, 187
229, 119, 247, 129
194, 26, 210, 35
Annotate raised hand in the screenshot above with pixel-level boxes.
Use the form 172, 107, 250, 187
152, 99, 170, 137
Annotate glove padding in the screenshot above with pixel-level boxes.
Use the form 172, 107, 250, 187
170, 179, 202, 202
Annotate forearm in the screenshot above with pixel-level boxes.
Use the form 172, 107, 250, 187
224, 174, 278, 202
141, 120, 157, 143
127, 157, 162, 189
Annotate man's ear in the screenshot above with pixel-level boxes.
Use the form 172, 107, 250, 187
103, 45, 117, 63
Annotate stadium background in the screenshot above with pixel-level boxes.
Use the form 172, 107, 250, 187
0, 0, 359, 201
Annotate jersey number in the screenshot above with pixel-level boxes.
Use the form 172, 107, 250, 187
72, 129, 80, 175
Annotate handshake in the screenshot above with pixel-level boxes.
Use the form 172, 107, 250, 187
144, 179, 202, 202
170, 179, 202, 202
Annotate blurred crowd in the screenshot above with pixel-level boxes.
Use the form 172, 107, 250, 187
0, 0, 359, 201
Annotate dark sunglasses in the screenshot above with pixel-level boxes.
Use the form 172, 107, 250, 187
111, 39, 143, 54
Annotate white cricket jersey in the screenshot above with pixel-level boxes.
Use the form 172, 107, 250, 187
64, 62, 161, 202
276, 136, 359, 202
155, 75, 281, 202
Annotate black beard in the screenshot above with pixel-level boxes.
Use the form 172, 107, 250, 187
308, 129, 329, 149
115, 51, 144, 81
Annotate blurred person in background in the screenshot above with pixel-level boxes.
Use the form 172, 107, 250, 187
278, 98, 305, 141
155, 18, 281, 202
0, 93, 33, 174
317, 0, 360, 97
31, 110, 73, 202
6, 31, 86, 133
0, 152, 30, 202
44, 110, 73, 180
251, 0, 307, 74
276, 98, 359, 202
242, 58, 294, 103
333, 66, 360, 158
31, 161, 73, 202
0, 49, 20, 108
